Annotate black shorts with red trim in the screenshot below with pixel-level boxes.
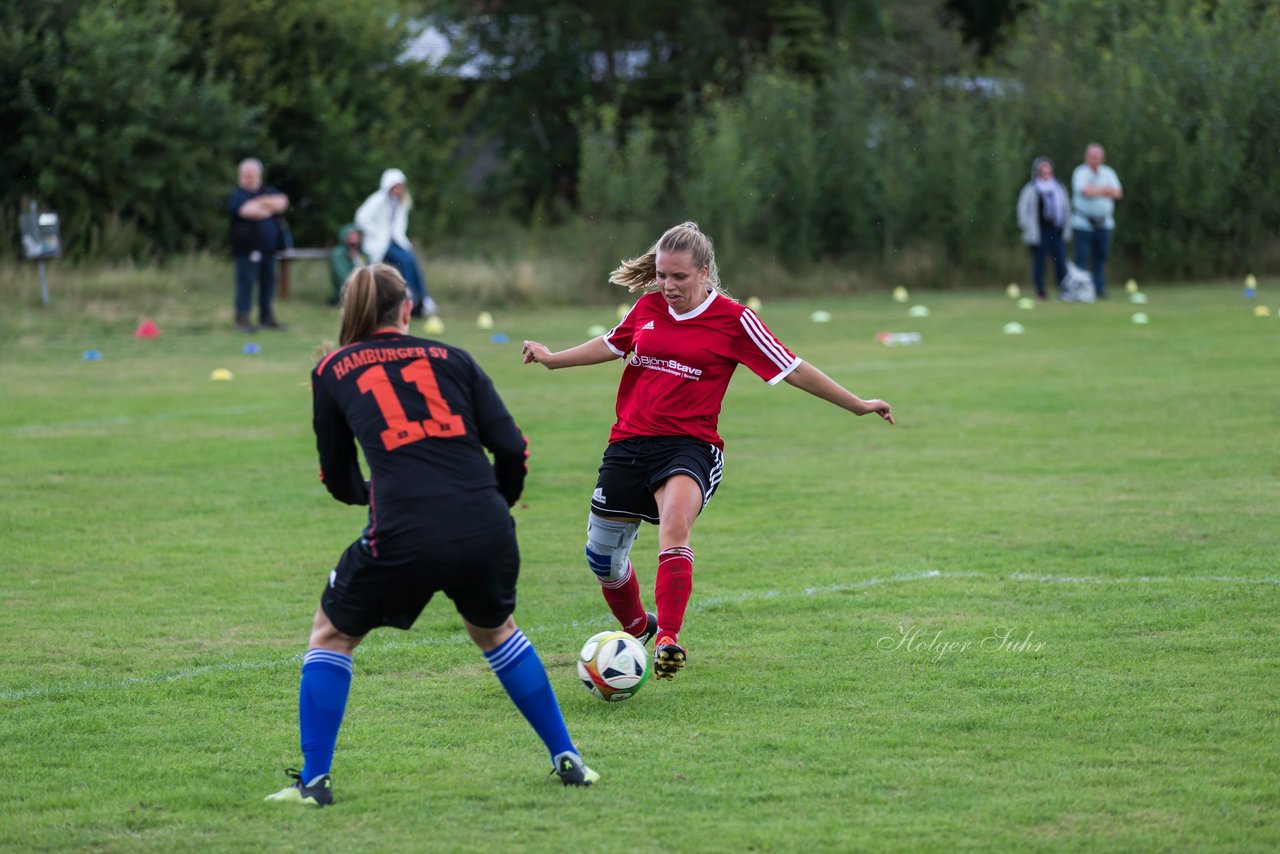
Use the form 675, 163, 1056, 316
589, 436, 724, 524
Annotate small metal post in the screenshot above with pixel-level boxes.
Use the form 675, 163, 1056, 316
24, 200, 59, 307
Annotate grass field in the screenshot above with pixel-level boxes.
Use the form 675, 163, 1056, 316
1, 266, 1278, 852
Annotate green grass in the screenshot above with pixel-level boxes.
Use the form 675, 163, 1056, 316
1, 263, 1278, 852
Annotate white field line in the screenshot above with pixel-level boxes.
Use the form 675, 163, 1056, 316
1008, 572, 1280, 586
4, 569, 1278, 702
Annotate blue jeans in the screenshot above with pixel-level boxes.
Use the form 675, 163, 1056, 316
234, 251, 277, 320
1074, 228, 1112, 297
383, 242, 427, 305
1029, 226, 1067, 297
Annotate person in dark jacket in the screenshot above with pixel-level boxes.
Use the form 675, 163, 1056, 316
228, 158, 289, 331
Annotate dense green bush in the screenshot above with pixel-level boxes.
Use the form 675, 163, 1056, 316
677, 97, 764, 267
577, 105, 668, 223
581, 67, 1029, 282
1, 0, 245, 260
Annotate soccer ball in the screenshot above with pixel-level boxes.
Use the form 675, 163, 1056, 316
577, 631, 649, 702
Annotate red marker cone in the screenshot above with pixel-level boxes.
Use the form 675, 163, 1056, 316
134, 319, 160, 339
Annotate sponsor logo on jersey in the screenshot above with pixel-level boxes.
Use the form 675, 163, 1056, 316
641, 320, 655, 330
592, 487, 606, 503
628, 353, 704, 380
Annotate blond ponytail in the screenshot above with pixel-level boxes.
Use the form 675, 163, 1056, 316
608, 221, 727, 297
338, 263, 407, 345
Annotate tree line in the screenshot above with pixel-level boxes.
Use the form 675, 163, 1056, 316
3, 0, 1278, 280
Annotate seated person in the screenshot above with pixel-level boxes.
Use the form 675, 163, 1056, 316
328, 224, 368, 305
355, 168, 437, 316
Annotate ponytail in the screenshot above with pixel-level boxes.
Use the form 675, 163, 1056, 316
608, 221, 726, 296
338, 263, 407, 345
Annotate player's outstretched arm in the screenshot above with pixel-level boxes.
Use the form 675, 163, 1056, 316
784, 361, 895, 425
521, 337, 618, 370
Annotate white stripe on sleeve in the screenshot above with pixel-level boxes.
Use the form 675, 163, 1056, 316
740, 309, 800, 374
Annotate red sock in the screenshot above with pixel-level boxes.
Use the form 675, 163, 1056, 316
654, 547, 694, 643
599, 561, 648, 636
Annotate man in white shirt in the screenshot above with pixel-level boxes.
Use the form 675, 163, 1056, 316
1070, 144, 1123, 299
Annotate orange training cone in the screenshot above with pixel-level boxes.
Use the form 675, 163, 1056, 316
134, 319, 160, 339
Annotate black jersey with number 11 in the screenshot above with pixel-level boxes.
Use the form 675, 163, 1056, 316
311, 331, 527, 548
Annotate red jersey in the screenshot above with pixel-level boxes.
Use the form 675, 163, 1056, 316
602, 289, 801, 449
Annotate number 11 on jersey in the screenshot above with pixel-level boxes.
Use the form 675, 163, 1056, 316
356, 360, 467, 451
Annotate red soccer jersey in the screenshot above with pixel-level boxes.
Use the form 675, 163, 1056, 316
602, 289, 801, 448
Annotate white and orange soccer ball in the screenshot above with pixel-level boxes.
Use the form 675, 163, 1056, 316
577, 631, 649, 702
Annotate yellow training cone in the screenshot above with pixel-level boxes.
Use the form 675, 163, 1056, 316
587, 324, 607, 336
1125, 279, 1139, 294
1245, 273, 1258, 288
476, 311, 495, 330
892, 286, 909, 303
1006, 283, 1021, 299
1253, 305, 1270, 317
617, 303, 631, 321
210, 368, 234, 381
746, 296, 763, 311
423, 315, 445, 334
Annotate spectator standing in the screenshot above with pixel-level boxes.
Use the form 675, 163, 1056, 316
355, 168, 437, 317
1070, 143, 1123, 299
327, 224, 368, 306
228, 158, 290, 331
1016, 156, 1072, 300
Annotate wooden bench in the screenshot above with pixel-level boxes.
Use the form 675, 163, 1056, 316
276, 247, 330, 298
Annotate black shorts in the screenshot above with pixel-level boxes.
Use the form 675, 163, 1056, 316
320, 518, 520, 636
589, 436, 724, 523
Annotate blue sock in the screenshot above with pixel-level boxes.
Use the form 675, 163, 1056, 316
298, 648, 353, 783
483, 630, 576, 762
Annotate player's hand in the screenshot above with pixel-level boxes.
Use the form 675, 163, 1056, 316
863, 399, 894, 425
521, 340, 550, 366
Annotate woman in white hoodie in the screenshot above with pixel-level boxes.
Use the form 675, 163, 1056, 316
355, 168, 437, 316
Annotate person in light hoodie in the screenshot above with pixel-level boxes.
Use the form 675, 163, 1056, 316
355, 168, 438, 316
